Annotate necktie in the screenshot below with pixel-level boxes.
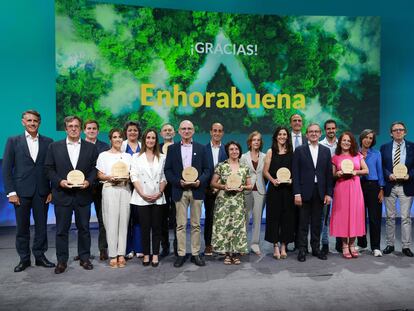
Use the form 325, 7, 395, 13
393, 143, 401, 167
295, 135, 300, 149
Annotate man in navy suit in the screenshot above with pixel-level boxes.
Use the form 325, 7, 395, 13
203, 122, 227, 256
2, 110, 55, 272
164, 120, 211, 267
380, 121, 414, 257
83, 119, 110, 261
290, 113, 308, 151
293, 123, 333, 262
45, 116, 98, 274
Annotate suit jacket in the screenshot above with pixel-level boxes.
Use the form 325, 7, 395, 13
205, 142, 228, 182
292, 143, 333, 201
130, 153, 166, 206
44, 139, 98, 206
292, 132, 308, 151
380, 140, 414, 196
240, 151, 266, 195
164, 141, 211, 202
95, 139, 110, 154
2, 133, 53, 197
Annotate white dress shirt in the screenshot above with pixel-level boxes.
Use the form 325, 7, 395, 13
25, 130, 39, 162
309, 144, 319, 183
210, 142, 221, 167
66, 138, 81, 169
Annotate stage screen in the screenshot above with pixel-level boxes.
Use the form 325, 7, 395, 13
56, 0, 380, 134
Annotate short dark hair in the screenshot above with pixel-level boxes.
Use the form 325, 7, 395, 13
64, 116, 82, 128
22, 110, 41, 121
390, 121, 406, 133
123, 121, 141, 140
225, 141, 242, 159
335, 131, 358, 156
246, 131, 263, 151
108, 128, 123, 141
84, 119, 99, 130
324, 119, 337, 130
359, 129, 376, 148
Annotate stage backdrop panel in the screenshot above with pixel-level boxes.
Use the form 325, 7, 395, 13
56, 0, 380, 134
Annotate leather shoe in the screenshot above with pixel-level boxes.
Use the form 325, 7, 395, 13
402, 248, 414, 257
79, 259, 93, 270
190, 255, 206, 266
73, 255, 80, 261
383, 245, 395, 254
35, 256, 55, 268
174, 256, 186, 268
160, 248, 170, 258
321, 244, 329, 255
297, 250, 306, 262
142, 260, 150, 266
312, 249, 327, 260
14, 261, 31, 272
99, 249, 108, 261
54, 262, 67, 274
151, 261, 159, 267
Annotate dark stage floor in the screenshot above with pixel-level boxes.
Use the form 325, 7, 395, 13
0, 222, 413, 311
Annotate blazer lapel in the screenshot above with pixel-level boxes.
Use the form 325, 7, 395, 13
304, 145, 314, 167
20, 135, 34, 163
142, 153, 153, 178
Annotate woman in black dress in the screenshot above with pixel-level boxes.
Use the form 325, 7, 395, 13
263, 126, 295, 259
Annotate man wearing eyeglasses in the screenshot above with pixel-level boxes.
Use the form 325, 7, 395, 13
380, 121, 414, 257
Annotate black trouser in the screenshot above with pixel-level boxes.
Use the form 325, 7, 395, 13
93, 184, 107, 251
15, 194, 49, 262
357, 180, 382, 250
136, 204, 162, 255
160, 184, 176, 250
55, 203, 91, 263
298, 185, 323, 251
203, 190, 217, 247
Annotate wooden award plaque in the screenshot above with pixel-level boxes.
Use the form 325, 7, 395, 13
226, 173, 242, 189
276, 167, 291, 183
182, 166, 198, 182
67, 170, 85, 187
393, 163, 408, 180
111, 161, 129, 180
162, 142, 173, 155
341, 159, 354, 175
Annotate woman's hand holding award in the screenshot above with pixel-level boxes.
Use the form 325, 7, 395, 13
226, 173, 242, 191
110, 161, 129, 182
341, 159, 355, 177
276, 167, 292, 184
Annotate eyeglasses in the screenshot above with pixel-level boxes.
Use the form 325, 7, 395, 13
392, 128, 405, 132
307, 130, 321, 134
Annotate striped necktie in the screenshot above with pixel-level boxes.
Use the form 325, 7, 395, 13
393, 143, 401, 167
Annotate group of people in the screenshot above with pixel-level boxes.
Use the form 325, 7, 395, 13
3, 110, 413, 274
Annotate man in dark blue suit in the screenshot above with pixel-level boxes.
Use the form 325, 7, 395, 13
164, 120, 211, 267
2, 110, 55, 272
83, 119, 110, 261
293, 123, 333, 262
203, 122, 227, 256
45, 116, 98, 274
380, 121, 414, 257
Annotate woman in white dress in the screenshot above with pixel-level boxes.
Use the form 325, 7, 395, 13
130, 129, 167, 267
96, 129, 132, 268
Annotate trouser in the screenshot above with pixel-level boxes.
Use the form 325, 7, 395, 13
15, 193, 49, 262
137, 204, 163, 255
101, 185, 130, 258
55, 203, 91, 263
320, 203, 330, 246
175, 190, 202, 256
93, 184, 107, 251
161, 184, 176, 250
245, 191, 265, 252
384, 185, 413, 248
203, 190, 217, 247
298, 185, 323, 251
357, 180, 382, 250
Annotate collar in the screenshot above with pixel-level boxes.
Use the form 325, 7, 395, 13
25, 130, 39, 140
181, 140, 193, 147
210, 141, 222, 148
393, 140, 405, 148
66, 137, 81, 145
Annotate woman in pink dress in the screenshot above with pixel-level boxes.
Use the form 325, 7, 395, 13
330, 132, 368, 259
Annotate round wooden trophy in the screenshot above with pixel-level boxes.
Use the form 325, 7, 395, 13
111, 161, 129, 180
226, 173, 242, 190
393, 163, 408, 180
341, 159, 354, 175
276, 167, 291, 183
67, 170, 85, 187
162, 142, 173, 155
182, 167, 198, 183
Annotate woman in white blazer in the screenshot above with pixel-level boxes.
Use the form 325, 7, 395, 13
240, 131, 266, 255
130, 129, 167, 267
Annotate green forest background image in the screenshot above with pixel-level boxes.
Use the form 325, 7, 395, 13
56, 0, 380, 134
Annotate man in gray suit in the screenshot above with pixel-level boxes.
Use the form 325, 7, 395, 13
2, 110, 55, 272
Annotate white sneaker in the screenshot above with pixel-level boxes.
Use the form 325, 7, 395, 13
125, 251, 135, 259
373, 249, 383, 257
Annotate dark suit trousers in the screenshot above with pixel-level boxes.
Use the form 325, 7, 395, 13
298, 185, 323, 251
54, 203, 91, 263
203, 190, 217, 247
15, 194, 49, 262
358, 181, 382, 250
93, 185, 107, 251
136, 204, 162, 255
160, 184, 176, 249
